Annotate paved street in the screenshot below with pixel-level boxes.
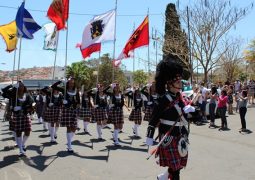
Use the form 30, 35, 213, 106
0, 105, 255, 180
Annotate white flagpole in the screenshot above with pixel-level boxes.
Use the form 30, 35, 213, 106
50, 32, 60, 103
132, 23, 135, 109
112, 0, 118, 82
12, 47, 17, 85
64, 20, 69, 98
15, 37, 22, 106
96, 51, 101, 86
147, 8, 150, 75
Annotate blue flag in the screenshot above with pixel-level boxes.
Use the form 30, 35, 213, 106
15, 2, 41, 39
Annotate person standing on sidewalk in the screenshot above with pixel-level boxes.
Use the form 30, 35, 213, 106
238, 90, 248, 132
209, 86, 218, 127
218, 89, 228, 130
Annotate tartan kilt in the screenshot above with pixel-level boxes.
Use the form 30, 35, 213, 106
143, 106, 153, 121
12, 113, 31, 132
157, 136, 188, 171
129, 108, 142, 124
93, 108, 108, 122
44, 107, 61, 123
108, 108, 124, 125
60, 108, 77, 127
78, 107, 92, 119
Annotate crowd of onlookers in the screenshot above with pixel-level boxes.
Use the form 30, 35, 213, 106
187, 79, 255, 132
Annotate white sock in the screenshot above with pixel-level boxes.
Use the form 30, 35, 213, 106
43, 122, 47, 130
13, 131, 17, 145
157, 169, 169, 180
47, 123, 51, 131
50, 127, 55, 141
97, 125, 102, 138
83, 121, 89, 132
114, 129, 119, 143
66, 133, 72, 149
55, 127, 59, 136
17, 137, 24, 154
22, 135, 29, 147
134, 124, 138, 136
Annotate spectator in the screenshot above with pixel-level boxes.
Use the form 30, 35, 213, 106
218, 89, 228, 130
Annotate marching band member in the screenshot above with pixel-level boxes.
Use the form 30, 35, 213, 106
104, 83, 125, 146
79, 88, 94, 135
146, 57, 194, 180
52, 78, 80, 152
141, 82, 158, 122
93, 84, 109, 140
44, 83, 63, 143
10, 81, 34, 156
127, 88, 143, 138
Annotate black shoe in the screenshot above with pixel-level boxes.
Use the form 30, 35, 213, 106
50, 140, 57, 144
98, 138, 105, 141
84, 131, 91, 135
76, 127, 81, 131
67, 148, 74, 153
22, 146, 27, 152
119, 130, 123, 133
54, 135, 57, 139
19, 152, 26, 157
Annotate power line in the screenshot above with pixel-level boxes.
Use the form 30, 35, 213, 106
0, 5, 163, 17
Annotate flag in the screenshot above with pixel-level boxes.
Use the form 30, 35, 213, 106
42, 23, 59, 51
0, 21, 18, 52
123, 16, 149, 56
15, 2, 41, 39
80, 10, 116, 59
47, 0, 69, 30
114, 50, 134, 67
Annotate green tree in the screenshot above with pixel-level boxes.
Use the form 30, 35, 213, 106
66, 61, 95, 90
97, 54, 128, 88
133, 70, 148, 87
163, 3, 190, 80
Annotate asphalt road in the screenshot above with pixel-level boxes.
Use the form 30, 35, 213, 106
0, 105, 255, 180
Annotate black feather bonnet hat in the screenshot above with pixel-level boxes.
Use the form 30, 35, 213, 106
155, 54, 183, 95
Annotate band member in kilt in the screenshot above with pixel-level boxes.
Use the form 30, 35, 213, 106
53, 78, 80, 152
79, 88, 93, 135
127, 88, 143, 138
93, 84, 108, 140
10, 81, 34, 156
2, 84, 17, 145
104, 83, 125, 146
36, 89, 47, 130
146, 57, 194, 180
141, 82, 158, 122
44, 83, 63, 143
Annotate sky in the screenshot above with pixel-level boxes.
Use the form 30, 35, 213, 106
0, 0, 254, 73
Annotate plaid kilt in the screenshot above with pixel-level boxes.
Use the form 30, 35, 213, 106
60, 108, 77, 127
93, 108, 108, 122
143, 106, 153, 121
12, 113, 31, 132
108, 108, 124, 125
78, 107, 92, 119
157, 136, 188, 171
44, 107, 61, 123
129, 108, 142, 124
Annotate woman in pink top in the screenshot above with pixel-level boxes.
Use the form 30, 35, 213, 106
218, 89, 228, 130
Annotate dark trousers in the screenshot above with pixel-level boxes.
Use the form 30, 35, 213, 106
169, 169, 180, 180
239, 107, 247, 129
209, 103, 216, 124
218, 107, 227, 128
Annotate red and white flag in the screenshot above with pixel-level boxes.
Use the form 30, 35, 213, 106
80, 10, 116, 59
